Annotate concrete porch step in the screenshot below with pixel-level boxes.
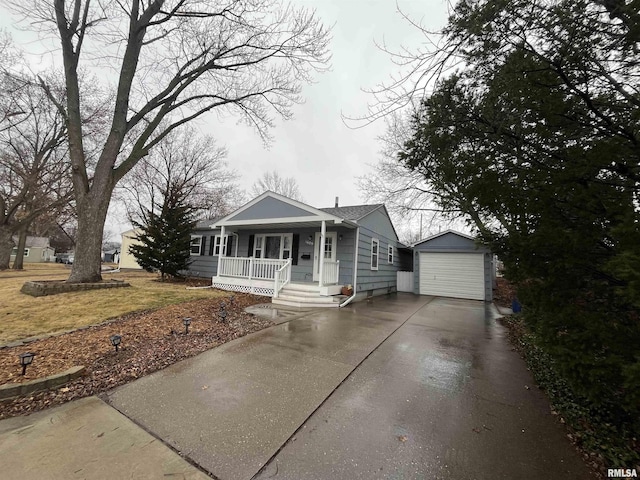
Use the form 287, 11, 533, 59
272, 298, 341, 309
282, 283, 322, 293
275, 292, 340, 303
278, 288, 326, 299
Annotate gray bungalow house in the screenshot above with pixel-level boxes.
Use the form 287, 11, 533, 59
188, 191, 412, 308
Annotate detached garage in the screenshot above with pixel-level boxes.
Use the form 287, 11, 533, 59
413, 231, 493, 301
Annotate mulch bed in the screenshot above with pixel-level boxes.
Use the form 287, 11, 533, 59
0, 292, 272, 420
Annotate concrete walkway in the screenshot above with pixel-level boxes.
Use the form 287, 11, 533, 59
0, 294, 593, 480
104, 294, 431, 480
0, 396, 208, 479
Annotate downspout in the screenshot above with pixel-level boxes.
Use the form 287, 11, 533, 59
339, 226, 359, 308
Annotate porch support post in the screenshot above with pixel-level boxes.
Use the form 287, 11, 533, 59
319, 220, 326, 288
217, 225, 226, 276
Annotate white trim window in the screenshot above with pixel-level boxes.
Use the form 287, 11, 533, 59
371, 238, 379, 270
254, 233, 293, 259
388, 245, 394, 264
190, 235, 203, 255
214, 235, 228, 256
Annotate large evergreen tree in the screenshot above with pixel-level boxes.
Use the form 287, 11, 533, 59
129, 184, 195, 281
376, 0, 640, 453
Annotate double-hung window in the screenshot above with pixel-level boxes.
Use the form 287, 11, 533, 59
214, 235, 227, 256
371, 238, 379, 270
190, 235, 203, 255
388, 245, 394, 264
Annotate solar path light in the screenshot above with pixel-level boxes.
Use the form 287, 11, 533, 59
110, 334, 122, 352
18, 352, 35, 376
183, 317, 192, 334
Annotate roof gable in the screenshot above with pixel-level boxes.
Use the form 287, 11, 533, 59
355, 205, 400, 242
214, 191, 348, 227
228, 195, 319, 221
412, 230, 480, 249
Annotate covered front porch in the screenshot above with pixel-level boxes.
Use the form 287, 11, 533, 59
205, 192, 357, 304
212, 256, 343, 298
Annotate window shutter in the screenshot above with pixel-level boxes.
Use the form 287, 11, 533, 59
292, 234, 299, 266
248, 234, 254, 256
200, 236, 206, 255
226, 236, 234, 257
209, 236, 215, 256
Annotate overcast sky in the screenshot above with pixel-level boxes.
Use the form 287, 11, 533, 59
214, 0, 449, 206
0, 0, 450, 241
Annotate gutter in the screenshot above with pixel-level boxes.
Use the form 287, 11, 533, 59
339, 226, 359, 308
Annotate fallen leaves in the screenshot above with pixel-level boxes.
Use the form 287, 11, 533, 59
0, 293, 271, 420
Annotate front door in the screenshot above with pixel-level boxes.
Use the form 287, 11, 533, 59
313, 232, 337, 281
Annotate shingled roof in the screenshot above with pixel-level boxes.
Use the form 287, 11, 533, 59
319, 204, 382, 221
11, 236, 51, 248
195, 217, 223, 229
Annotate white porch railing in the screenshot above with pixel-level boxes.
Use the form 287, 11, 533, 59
322, 260, 340, 285
218, 257, 288, 281
218, 257, 251, 277
273, 258, 292, 299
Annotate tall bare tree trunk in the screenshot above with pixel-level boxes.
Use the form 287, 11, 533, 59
12, 226, 28, 270
0, 227, 13, 270
67, 192, 111, 283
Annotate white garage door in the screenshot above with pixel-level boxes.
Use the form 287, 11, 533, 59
419, 252, 485, 300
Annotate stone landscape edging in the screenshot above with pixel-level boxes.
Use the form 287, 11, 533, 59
0, 366, 86, 401
21, 279, 131, 297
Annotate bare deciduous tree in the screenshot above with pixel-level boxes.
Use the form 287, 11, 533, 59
251, 170, 303, 201
117, 125, 244, 224
0, 72, 72, 269
6, 0, 331, 282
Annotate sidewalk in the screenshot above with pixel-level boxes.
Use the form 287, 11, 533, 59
0, 396, 208, 480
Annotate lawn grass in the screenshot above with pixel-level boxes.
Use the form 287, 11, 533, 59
0, 264, 222, 343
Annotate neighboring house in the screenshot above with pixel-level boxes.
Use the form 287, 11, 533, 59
103, 249, 120, 263
412, 230, 494, 301
188, 191, 412, 308
119, 229, 143, 270
10, 236, 55, 263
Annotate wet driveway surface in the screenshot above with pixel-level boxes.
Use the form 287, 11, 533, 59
105, 295, 592, 480
254, 297, 592, 480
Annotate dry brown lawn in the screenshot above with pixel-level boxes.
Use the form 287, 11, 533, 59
0, 264, 222, 344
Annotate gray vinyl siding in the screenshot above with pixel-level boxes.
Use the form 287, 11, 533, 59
357, 207, 399, 242
234, 227, 354, 284
186, 226, 354, 285
227, 197, 318, 221
187, 227, 222, 278
412, 232, 493, 301
355, 226, 404, 294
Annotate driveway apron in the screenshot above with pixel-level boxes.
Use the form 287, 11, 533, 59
104, 294, 431, 480
254, 297, 593, 480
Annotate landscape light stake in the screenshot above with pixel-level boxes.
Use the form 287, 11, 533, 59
110, 334, 122, 352
18, 352, 35, 376
183, 317, 192, 334
220, 302, 227, 323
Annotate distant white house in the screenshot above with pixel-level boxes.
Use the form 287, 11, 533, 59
119, 228, 143, 270
10, 236, 55, 263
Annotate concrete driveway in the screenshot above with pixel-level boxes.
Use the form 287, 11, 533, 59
103, 294, 590, 480
255, 296, 592, 480
0, 294, 593, 480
